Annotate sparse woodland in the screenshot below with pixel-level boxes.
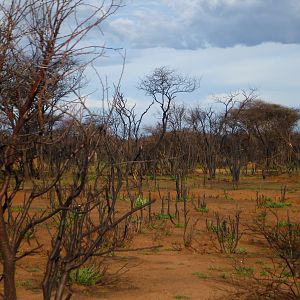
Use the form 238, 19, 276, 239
0, 1, 300, 300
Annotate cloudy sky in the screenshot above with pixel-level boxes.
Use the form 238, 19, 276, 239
86, 0, 300, 112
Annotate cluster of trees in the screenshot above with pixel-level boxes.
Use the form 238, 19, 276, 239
154, 93, 300, 185
0, 1, 299, 299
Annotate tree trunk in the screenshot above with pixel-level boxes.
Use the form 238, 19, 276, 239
22, 149, 30, 181
55, 272, 69, 300
0, 211, 17, 300
206, 154, 216, 179
3, 256, 17, 300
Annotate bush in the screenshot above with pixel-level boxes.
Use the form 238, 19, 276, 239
256, 192, 291, 209
206, 211, 242, 253
134, 195, 149, 209
158, 213, 176, 220
239, 213, 300, 299
69, 266, 103, 286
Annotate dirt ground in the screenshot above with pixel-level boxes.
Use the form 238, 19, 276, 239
2, 172, 300, 299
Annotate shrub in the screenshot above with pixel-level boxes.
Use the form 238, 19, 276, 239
158, 213, 176, 220
206, 211, 242, 253
241, 213, 300, 299
256, 192, 291, 209
69, 265, 103, 286
134, 195, 149, 209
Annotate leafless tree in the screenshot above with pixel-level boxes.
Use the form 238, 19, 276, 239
138, 66, 200, 150
187, 106, 222, 180
0, 1, 122, 299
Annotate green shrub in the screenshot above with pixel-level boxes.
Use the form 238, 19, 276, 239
69, 266, 102, 286
192, 271, 208, 279
197, 207, 209, 213
256, 193, 291, 209
174, 294, 191, 299
234, 266, 254, 277
206, 211, 242, 253
134, 195, 149, 208
158, 213, 176, 220
264, 201, 291, 209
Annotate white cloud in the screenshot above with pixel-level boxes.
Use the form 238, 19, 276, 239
88, 43, 300, 111
106, 0, 300, 49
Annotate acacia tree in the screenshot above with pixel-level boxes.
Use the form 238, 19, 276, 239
164, 103, 197, 199
0, 1, 122, 299
187, 106, 222, 180
138, 66, 199, 149
218, 90, 256, 184
236, 100, 300, 174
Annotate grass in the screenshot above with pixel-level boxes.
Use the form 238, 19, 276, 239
257, 194, 291, 209
134, 195, 149, 208
192, 271, 208, 279
235, 247, 247, 254
174, 294, 191, 299
158, 213, 176, 220
10, 206, 25, 213
17, 279, 39, 290
69, 266, 103, 286
176, 223, 185, 228
265, 201, 291, 208
196, 207, 209, 213
208, 265, 224, 272
234, 266, 254, 277
224, 190, 234, 201
278, 220, 296, 227
26, 266, 40, 273
260, 270, 269, 277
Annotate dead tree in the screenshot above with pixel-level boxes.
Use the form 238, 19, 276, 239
0, 1, 122, 299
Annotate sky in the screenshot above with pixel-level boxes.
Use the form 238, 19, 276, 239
85, 0, 300, 114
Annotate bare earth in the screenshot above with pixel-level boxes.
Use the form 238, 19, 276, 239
2, 173, 300, 300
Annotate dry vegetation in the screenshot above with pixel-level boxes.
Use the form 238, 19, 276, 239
0, 1, 300, 300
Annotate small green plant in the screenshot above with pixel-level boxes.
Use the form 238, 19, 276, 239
69, 265, 103, 286
17, 279, 38, 290
197, 207, 209, 213
11, 206, 25, 213
265, 201, 291, 209
235, 247, 247, 254
192, 271, 208, 279
278, 220, 293, 227
255, 259, 265, 265
234, 266, 254, 277
256, 192, 291, 209
260, 270, 268, 277
158, 213, 176, 220
195, 194, 208, 213
176, 223, 185, 228
134, 195, 149, 208
206, 211, 242, 253
26, 267, 40, 273
208, 265, 224, 272
224, 190, 234, 201
174, 294, 191, 299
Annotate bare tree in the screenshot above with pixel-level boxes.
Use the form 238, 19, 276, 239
0, 1, 122, 299
217, 90, 256, 185
187, 106, 222, 180
138, 66, 200, 150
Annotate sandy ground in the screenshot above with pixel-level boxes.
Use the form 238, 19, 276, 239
1, 173, 300, 299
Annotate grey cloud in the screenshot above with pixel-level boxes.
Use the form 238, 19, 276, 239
105, 0, 300, 49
